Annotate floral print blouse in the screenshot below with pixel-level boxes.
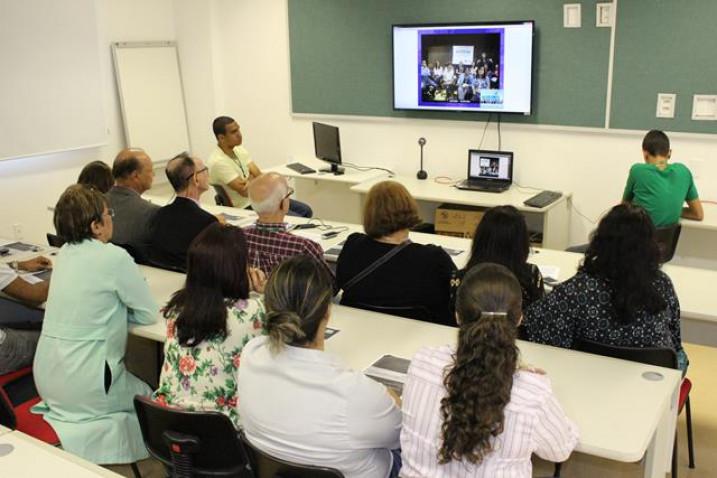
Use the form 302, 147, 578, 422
153, 297, 266, 428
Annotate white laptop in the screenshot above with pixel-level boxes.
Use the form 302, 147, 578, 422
456, 149, 514, 193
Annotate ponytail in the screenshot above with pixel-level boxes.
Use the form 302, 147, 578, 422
264, 256, 333, 353
439, 263, 522, 465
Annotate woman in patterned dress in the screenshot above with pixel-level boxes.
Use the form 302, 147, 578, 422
153, 222, 266, 427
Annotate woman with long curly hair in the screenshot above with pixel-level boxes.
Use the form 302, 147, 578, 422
400, 263, 578, 477
524, 203, 688, 372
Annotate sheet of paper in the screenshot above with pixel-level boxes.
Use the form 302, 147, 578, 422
537, 265, 560, 281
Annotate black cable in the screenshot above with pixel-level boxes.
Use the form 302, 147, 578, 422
497, 113, 502, 150
342, 162, 395, 176
478, 113, 492, 149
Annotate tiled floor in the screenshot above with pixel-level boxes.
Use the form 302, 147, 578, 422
107, 343, 714, 478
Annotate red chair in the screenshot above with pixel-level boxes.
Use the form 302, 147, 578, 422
0, 366, 59, 445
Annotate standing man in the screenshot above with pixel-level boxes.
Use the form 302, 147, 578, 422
106, 148, 159, 259
207, 116, 313, 217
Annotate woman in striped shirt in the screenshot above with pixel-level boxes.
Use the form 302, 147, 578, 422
400, 263, 579, 478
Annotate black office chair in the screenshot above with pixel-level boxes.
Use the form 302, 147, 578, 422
213, 184, 234, 207
238, 431, 344, 478
46, 233, 65, 248
346, 302, 434, 324
134, 396, 252, 478
114, 243, 149, 265
573, 339, 695, 478
655, 223, 682, 263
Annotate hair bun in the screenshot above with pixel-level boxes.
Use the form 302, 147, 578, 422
266, 310, 306, 352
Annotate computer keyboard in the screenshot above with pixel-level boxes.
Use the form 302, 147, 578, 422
286, 162, 317, 174
524, 190, 562, 208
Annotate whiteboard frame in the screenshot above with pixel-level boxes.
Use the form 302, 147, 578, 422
111, 41, 192, 164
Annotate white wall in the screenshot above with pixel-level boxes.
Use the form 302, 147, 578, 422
212, 0, 717, 258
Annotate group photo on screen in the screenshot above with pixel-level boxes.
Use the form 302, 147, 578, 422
419, 31, 502, 107
479, 156, 501, 177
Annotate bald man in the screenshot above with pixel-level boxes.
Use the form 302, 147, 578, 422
106, 148, 159, 259
244, 173, 332, 277
149, 153, 218, 270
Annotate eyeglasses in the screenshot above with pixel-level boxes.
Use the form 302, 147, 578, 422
185, 166, 209, 181
283, 188, 295, 201
104, 208, 115, 218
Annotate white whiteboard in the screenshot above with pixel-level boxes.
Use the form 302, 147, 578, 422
0, 0, 106, 161
112, 42, 191, 163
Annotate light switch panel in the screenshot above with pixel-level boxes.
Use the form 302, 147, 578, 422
656, 93, 676, 119
564, 4, 581, 28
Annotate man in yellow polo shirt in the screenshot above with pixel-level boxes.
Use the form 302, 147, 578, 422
207, 116, 313, 217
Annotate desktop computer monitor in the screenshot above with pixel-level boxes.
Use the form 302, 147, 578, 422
313, 122, 344, 175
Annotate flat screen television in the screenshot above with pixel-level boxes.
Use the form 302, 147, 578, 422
392, 21, 534, 114
312, 122, 344, 174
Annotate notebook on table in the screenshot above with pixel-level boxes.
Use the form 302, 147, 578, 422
456, 149, 514, 193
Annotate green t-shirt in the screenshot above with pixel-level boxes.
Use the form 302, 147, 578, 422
622, 162, 699, 227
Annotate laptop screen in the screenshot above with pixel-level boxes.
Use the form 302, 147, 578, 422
468, 150, 514, 182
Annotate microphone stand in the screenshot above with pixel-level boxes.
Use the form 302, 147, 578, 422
417, 137, 428, 180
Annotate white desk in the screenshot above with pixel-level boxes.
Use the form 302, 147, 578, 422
0, 430, 122, 477
269, 159, 389, 224
130, 265, 680, 478
350, 175, 572, 250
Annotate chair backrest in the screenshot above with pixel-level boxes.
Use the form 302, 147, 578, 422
46, 233, 65, 248
213, 184, 234, 207
573, 339, 678, 370
347, 302, 433, 323
654, 223, 682, 263
113, 242, 149, 265
238, 431, 344, 478
134, 396, 250, 477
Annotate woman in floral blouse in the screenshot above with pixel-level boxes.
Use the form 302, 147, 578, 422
153, 223, 266, 427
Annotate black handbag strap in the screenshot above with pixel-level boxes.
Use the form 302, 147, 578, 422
342, 241, 411, 293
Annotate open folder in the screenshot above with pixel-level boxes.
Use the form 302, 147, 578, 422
364, 354, 411, 395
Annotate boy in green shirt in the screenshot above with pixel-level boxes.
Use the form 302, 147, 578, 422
622, 130, 703, 227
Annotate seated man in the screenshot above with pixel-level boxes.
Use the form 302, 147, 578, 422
0, 256, 51, 375
207, 116, 313, 217
623, 129, 704, 227
149, 153, 219, 270
106, 148, 159, 259
244, 173, 331, 277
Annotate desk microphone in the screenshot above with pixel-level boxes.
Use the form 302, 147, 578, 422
417, 137, 428, 180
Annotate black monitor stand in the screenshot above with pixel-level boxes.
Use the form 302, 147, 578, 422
320, 162, 345, 175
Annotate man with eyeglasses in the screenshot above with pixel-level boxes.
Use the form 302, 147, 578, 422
244, 173, 333, 279
148, 153, 219, 271
208, 116, 313, 217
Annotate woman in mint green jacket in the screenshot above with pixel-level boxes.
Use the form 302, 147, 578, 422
33, 184, 158, 464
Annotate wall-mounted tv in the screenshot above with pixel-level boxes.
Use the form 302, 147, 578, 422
393, 21, 534, 114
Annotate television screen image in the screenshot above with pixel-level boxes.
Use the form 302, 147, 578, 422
394, 22, 534, 114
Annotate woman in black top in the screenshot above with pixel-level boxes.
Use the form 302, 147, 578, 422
336, 181, 456, 326
451, 205, 544, 310
524, 204, 687, 372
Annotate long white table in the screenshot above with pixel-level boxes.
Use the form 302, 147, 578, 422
0, 430, 122, 477
350, 175, 572, 250
269, 158, 389, 224
129, 264, 680, 478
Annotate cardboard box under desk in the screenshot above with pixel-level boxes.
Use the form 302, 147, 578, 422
435, 203, 485, 238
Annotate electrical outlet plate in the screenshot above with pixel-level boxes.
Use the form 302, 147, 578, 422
564, 4, 581, 28
692, 95, 717, 120
596, 3, 613, 27
656, 93, 676, 119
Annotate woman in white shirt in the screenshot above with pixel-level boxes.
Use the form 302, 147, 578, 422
400, 263, 578, 478
238, 256, 402, 478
